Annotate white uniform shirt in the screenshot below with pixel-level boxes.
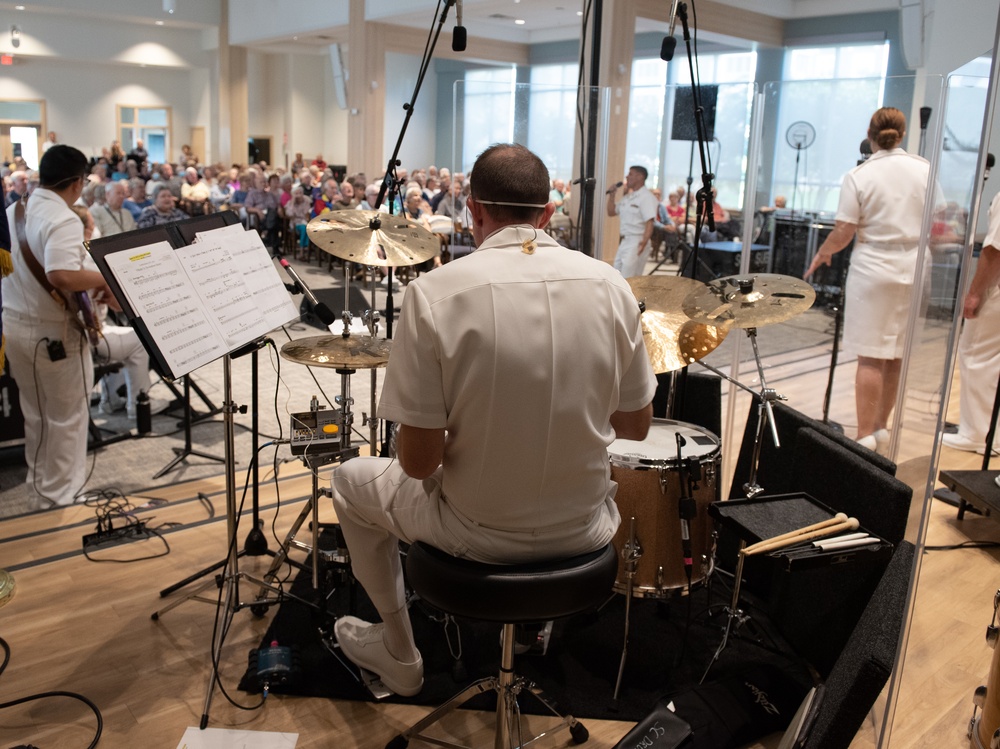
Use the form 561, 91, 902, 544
3, 188, 89, 323
836, 148, 934, 245
378, 225, 657, 532
983, 192, 1000, 250
615, 186, 659, 237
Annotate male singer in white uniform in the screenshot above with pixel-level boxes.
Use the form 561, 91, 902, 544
945, 189, 1000, 454
329, 143, 656, 697
607, 165, 659, 278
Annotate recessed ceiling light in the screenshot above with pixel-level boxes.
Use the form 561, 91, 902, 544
293, 35, 298, 40
515, 18, 525, 25
155, 20, 164, 25
577, 10, 583, 16
15, 5, 25, 10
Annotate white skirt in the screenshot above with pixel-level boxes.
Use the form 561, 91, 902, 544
842, 242, 923, 359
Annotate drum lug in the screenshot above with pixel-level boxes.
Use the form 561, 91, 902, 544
988, 625, 999, 649
975, 685, 988, 709
705, 459, 716, 485
656, 566, 664, 591
992, 727, 1000, 749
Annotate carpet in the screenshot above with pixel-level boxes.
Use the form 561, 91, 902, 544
242, 534, 813, 726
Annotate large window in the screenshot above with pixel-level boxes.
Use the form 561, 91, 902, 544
117, 105, 171, 164
527, 63, 579, 184
460, 67, 516, 173
771, 42, 890, 213
627, 51, 757, 209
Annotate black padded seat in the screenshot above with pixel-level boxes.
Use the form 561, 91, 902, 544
406, 541, 618, 623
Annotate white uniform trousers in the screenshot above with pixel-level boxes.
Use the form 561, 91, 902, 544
614, 235, 647, 279
331, 456, 618, 615
957, 286, 1000, 447
3, 309, 93, 509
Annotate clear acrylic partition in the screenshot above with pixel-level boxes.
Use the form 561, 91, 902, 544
452, 78, 611, 256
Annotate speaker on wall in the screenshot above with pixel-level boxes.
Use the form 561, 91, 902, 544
671, 85, 718, 142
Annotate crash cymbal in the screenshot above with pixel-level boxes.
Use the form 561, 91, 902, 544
682, 274, 816, 329
627, 275, 731, 373
307, 210, 440, 267
280, 334, 393, 369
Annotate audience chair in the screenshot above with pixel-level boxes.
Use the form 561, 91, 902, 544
386, 541, 618, 749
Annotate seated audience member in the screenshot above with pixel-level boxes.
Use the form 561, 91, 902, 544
549, 178, 569, 214
290, 152, 306, 174
91, 181, 136, 237
434, 180, 465, 222
335, 181, 359, 210
245, 173, 281, 248
6, 171, 28, 207
285, 185, 313, 254
665, 191, 685, 224
137, 184, 189, 228
358, 183, 389, 213
180, 144, 198, 167
402, 187, 441, 271
312, 154, 328, 171
313, 179, 342, 217
127, 139, 148, 171
760, 194, 787, 213
278, 174, 294, 211
123, 179, 151, 220
180, 167, 211, 214
328, 143, 655, 696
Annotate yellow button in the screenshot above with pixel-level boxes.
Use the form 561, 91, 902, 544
322, 424, 339, 434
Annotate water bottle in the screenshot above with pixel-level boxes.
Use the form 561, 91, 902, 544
136, 390, 152, 435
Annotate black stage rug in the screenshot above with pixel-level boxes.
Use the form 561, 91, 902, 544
241, 534, 812, 727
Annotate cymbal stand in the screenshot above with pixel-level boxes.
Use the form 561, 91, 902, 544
700, 540, 749, 684
695, 336, 786, 499
611, 517, 642, 704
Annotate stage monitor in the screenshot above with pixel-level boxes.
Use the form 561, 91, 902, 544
671, 85, 718, 142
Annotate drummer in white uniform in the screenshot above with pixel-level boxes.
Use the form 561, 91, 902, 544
805, 107, 939, 455
607, 165, 659, 279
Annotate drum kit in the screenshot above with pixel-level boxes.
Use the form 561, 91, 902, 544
609, 270, 815, 698
971, 590, 1000, 749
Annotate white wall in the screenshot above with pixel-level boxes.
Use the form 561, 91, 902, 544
0, 58, 198, 161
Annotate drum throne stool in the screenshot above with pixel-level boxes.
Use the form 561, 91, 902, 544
385, 541, 618, 749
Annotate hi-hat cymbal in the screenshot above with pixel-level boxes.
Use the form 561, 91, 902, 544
280, 335, 393, 369
682, 274, 816, 329
627, 275, 731, 373
307, 210, 440, 267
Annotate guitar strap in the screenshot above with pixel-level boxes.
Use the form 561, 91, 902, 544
13, 197, 87, 337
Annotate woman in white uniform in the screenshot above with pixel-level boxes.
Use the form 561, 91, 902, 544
805, 107, 934, 455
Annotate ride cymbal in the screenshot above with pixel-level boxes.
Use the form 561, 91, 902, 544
279, 335, 392, 370
682, 274, 815, 329
306, 210, 440, 267
627, 275, 731, 373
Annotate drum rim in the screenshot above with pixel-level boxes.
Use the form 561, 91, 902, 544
608, 418, 720, 467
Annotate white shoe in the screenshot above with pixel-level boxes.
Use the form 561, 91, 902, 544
334, 616, 423, 697
856, 434, 878, 452
873, 429, 890, 457
941, 432, 993, 455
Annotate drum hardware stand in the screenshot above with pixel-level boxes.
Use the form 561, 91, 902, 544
695, 317, 787, 498
153, 374, 227, 479
700, 539, 751, 684
611, 517, 642, 704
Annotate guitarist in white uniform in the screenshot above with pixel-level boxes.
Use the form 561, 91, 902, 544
2, 145, 119, 509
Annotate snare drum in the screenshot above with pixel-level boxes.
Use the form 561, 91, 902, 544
608, 419, 719, 597
971, 591, 1000, 748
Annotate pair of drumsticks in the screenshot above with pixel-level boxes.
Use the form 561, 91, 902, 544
741, 512, 860, 556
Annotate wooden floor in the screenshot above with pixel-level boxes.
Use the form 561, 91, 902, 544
1, 312, 998, 748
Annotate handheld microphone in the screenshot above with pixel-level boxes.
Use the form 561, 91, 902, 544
277, 256, 337, 330
452, 0, 467, 52
858, 138, 872, 166
660, 0, 680, 61
606, 181, 623, 195
919, 106, 932, 130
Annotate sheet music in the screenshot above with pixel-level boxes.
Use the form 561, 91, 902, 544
102, 228, 298, 378
104, 241, 223, 375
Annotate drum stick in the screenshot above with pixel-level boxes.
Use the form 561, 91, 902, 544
812, 532, 869, 548
743, 517, 859, 556
742, 512, 848, 555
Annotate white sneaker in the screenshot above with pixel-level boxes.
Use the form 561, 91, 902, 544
334, 616, 423, 697
873, 429, 890, 457
942, 432, 985, 454
856, 434, 877, 452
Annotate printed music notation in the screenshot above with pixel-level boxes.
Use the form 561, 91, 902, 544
103, 229, 298, 379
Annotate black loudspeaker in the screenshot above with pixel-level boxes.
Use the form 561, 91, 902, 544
299, 286, 371, 331
671, 85, 718, 142
652, 371, 722, 439
771, 217, 851, 308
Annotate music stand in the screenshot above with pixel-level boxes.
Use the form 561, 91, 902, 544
89, 213, 302, 728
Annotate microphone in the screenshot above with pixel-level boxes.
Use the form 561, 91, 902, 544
452, 0, 467, 52
660, 0, 680, 61
919, 106, 932, 130
277, 256, 337, 329
858, 138, 872, 166
986, 152, 995, 182
606, 181, 623, 195
675, 433, 694, 582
